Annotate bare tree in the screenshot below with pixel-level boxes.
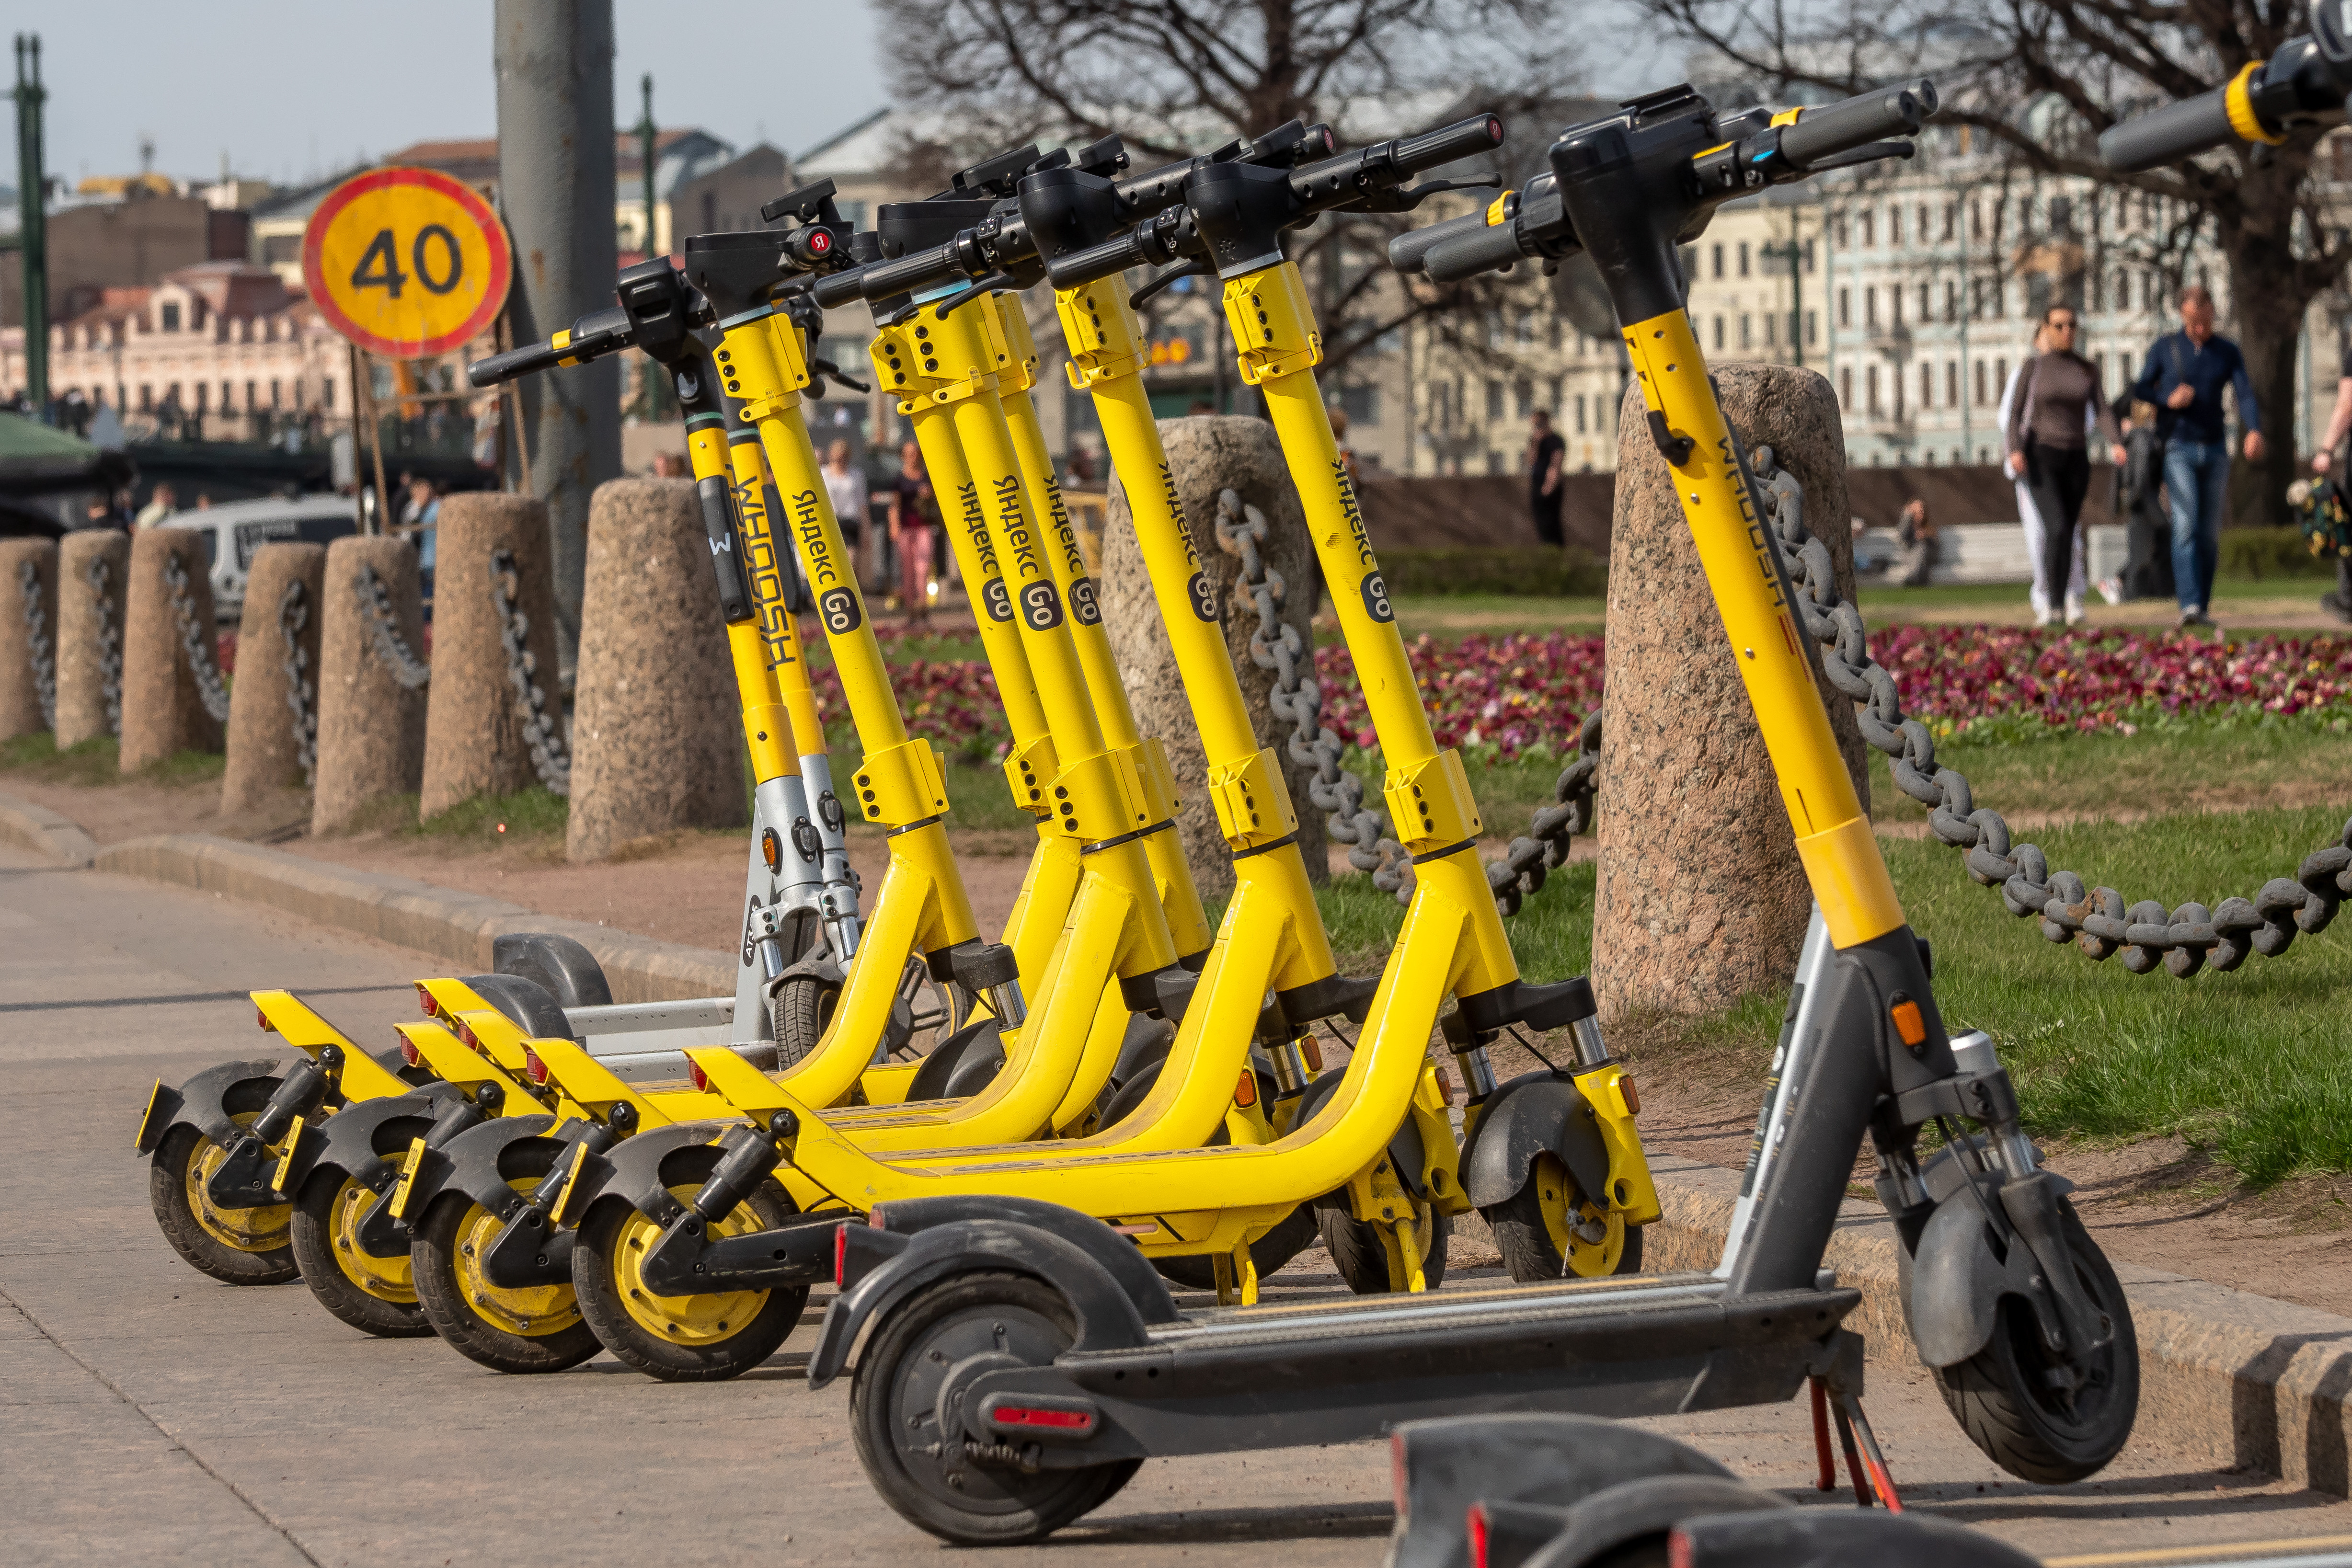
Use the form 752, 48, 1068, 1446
1638, 0, 2347, 517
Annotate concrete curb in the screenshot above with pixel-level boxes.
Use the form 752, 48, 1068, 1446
92, 832, 731, 1005
0, 789, 100, 868
68, 821, 2352, 1498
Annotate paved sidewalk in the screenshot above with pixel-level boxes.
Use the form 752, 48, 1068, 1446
4, 844, 2349, 1566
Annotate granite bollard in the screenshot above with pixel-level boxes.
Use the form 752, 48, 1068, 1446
312, 536, 428, 835
0, 538, 57, 739
419, 492, 566, 820
55, 530, 130, 749
119, 528, 227, 772
219, 542, 329, 814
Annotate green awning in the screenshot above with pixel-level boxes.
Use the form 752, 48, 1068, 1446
0, 412, 128, 497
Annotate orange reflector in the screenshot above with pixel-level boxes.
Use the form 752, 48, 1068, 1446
1890, 999, 1927, 1048
415, 984, 437, 1017
1434, 1064, 1455, 1102
761, 827, 782, 873
1234, 1070, 1257, 1109
524, 1048, 550, 1086
689, 1058, 711, 1093
399, 1035, 422, 1068
1620, 1076, 1641, 1114
256, 1005, 274, 1033
1301, 1034, 1324, 1074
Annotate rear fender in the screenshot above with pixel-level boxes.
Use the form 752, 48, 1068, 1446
491, 932, 614, 1008
1459, 1071, 1611, 1212
569, 1120, 737, 1233
807, 1220, 1153, 1391
867, 1195, 1178, 1322
396, 1112, 560, 1230
135, 1058, 281, 1156
274, 1086, 460, 1200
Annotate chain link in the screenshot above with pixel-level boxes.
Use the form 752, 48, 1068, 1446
1210, 487, 1414, 899
160, 549, 234, 724
1487, 708, 1600, 916
88, 555, 123, 734
277, 576, 318, 785
20, 558, 57, 731
353, 564, 431, 691
489, 547, 570, 796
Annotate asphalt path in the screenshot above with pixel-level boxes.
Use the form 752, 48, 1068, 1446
5, 843, 2349, 1567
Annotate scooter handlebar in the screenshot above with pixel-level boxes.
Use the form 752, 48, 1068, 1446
1778, 79, 1937, 168
1393, 113, 1507, 175
1388, 208, 1494, 274
2099, 86, 2236, 171
849, 240, 973, 305
466, 305, 630, 388
1423, 216, 1527, 284
1043, 229, 1145, 291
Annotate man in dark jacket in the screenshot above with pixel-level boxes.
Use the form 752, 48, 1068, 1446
2131, 285, 2264, 626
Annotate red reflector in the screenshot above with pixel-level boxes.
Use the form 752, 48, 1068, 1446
833, 1222, 849, 1283
415, 984, 436, 1017
689, 1058, 711, 1093
457, 1019, 480, 1052
257, 1006, 274, 1033
1468, 1503, 1491, 1568
399, 1035, 422, 1068
524, 1048, 550, 1086
1667, 1528, 1696, 1568
1391, 1431, 1410, 1512
1234, 1070, 1258, 1110
994, 1406, 1091, 1430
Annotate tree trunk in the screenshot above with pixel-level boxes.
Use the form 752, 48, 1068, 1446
2217, 161, 2318, 529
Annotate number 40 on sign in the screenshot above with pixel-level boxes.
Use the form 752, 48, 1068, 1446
303, 166, 512, 360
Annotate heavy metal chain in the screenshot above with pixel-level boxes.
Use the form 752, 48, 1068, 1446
1488, 708, 1600, 916
353, 564, 431, 691
1211, 488, 1413, 898
489, 547, 570, 796
19, 558, 56, 730
88, 555, 123, 734
277, 577, 318, 785
160, 549, 234, 724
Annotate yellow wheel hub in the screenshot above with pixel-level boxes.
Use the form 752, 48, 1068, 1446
1534, 1153, 1626, 1277
452, 1176, 579, 1337
612, 1182, 772, 1347
329, 1176, 416, 1303
186, 1113, 291, 1254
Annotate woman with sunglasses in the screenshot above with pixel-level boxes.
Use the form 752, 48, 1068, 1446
2004, 306, 2130, 627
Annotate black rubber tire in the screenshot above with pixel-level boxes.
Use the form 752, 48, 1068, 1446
288, 1170, 431, 1338
1484, 1153, 1646, 1284
410, 1144, 601, 1374
570, 1149, 808, 1382
149, 1121, 299, 1286
1319, 1203, 1451, 1294
850, 1271, 1142, 1545
1152, 1203, 1321, 1292
772, 974, 838, 1069
1932, 1198, 2139, 1483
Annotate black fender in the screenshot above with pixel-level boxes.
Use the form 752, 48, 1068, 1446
1900, 1147, 2078, 1369
459, 972, 572, 1040
865, 1195, 1178, 1322
135, 1058, 282, 1156
400, 1112, 564, 1228
570, 1120, 737, 1233
771, 940, 847, 991
1388, 1414, 1731, 1568
1459, 1070, 1612, 1213
492, 932, 613, 1009
904, 1015, 1001, 1102
273, 1084, 464, 1202
1296, 1065, 1428, 1202
807, 1219, 1155, 1391
1662, 1507, 2039, 1568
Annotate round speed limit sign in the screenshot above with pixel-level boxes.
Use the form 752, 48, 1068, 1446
302, 166, 512, 359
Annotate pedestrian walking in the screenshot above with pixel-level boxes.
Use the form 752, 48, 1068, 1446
2102, 397, 2175, 604
2005, 306, 2128, 627
1996, 324, 2087, 620
1527, 408, 1565, 546
131, 482, 177, 532
1895, 498, 1938, 586
2298, 341, 2352, 624
885, 439, 939, 631
2131, 284, 2265, 627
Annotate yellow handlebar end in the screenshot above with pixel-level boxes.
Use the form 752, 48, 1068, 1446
2226, 62, 2289, 147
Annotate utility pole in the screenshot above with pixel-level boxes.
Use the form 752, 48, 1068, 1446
13, 34, 48, 420
495, 0, 620, 674
630, 71, 665, 420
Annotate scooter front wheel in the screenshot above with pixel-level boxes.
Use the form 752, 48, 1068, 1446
851, 1270, 1141, 1545
288, 1169, 429, 1337
410, 1157, 600, 1373
149, 1118, 298, 1285
1320, 1202, 1451, 1294
570, 1150, 807, 1382
1934, 1197, 2139, 1483
1483, 1152, 1644, 1283
771, 975, 838, 1069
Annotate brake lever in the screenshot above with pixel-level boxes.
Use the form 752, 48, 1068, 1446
824, 367, 872, 395
1802, 140, 1915, 174
1130, 257, 1209, 310
931, 271, 1017, 317
1334, 174, 1503, 217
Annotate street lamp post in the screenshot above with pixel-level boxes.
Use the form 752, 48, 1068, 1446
13, 34, 48, 421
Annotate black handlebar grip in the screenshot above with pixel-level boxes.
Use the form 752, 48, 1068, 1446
855, 241, 970, 303
811, 268, 871, 309
1423, 217, 1527, 284
1043, 231, 1143, 290
1389, 209, 1495, 275
1393, 113, 1507, 175
1778, 80, 1935, 168
467, 339, 563, 389
2099, 87, 2236, 172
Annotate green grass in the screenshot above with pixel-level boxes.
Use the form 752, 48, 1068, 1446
0, 732, 222, 786
1866, 725, 2352, 824
413, 785, 569, 844
1387, 593, 1606, 639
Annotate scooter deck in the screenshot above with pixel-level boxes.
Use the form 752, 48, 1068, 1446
954, 1272, 1857, 1461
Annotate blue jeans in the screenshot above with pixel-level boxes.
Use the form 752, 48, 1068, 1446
2162, 439, 2229, 612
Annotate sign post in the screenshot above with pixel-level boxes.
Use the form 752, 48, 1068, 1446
303, 165, 513, 534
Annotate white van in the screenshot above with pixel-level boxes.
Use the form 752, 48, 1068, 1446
158, 495, 362, 623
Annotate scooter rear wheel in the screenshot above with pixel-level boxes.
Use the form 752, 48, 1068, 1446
570, 1149, 808, 1381
410, 1155, 600, 1374
1320, 1202, 1451, 1294
851, 1270, 1141, 1545
149, 1116, 298, 1285
1484, 1153, 1644, 1283
288, 1169, 430, 1337
1933, 1198, 2139, 1483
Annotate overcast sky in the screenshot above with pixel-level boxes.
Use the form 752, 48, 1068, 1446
20, 2, 887, 190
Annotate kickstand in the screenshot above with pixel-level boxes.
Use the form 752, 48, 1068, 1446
1807, 1378, 1837, 1493
1825, 1387, 1872, 1506
1832, 1387, 1904, 1513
